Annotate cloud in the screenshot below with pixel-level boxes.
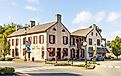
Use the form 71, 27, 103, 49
11, 2, 16, 6
25, 6, 37, 11
72, 11, 92, 24
27, 0, 39, 4
94, 11, 106, 23
107, 12, 121, 22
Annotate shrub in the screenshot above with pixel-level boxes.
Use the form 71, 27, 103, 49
54, 63, 71, 66
0, 57, 5, 61
5, 57, 13, 61
2, 67, 15, 74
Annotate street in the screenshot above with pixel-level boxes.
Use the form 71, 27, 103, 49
0, 61, 121, 76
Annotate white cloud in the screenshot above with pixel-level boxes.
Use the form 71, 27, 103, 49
72, 11, 92, 24
94, 11, 106, 23
27, 0, 39, 4
25, 6, 37, 11
11, 2, 16, 6
107, 12, 121, 22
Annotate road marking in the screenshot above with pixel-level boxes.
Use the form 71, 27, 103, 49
102, 65, 106, 68
108, 65, 113, 68
114, 66, 120, 69
15, 66, 70, 72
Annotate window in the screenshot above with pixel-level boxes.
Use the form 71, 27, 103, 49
12, 49, 14, 57
63, 48, 68, 57
91, 32, 93, 36
23, 48, 25, 56
39, 35, 44, 44
62, 29, 65, 32
28, 37, 32, 44
23, 37, 26, 45
12, 39, 14, 46
15, 48, 19, 56
16, 38, 19, 46
97, 39, 100, 46
42, 51, 44, 59
48, 48, 55, 57
96, 33, 98, 36
63, 36, 68, 45
89, 38, 92, 45
49, 35, 55, 44
53, 28, 56, 31
89, 53, 93, 57
8, 39, 11, 45
73, 37, 75, 45
33, 36, 38, 44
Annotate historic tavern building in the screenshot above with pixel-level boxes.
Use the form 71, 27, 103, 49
8, 14, 106, 61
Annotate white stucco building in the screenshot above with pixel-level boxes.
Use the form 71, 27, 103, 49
8, 14, 106, 61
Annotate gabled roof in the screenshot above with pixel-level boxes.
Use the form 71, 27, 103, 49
8, 22, 56, 37
71, 28, 93, 37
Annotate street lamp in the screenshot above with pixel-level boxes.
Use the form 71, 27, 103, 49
24, 26, 27, 61
83, 42, 87, 68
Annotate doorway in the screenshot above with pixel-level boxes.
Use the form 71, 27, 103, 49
57, 48, 61, 60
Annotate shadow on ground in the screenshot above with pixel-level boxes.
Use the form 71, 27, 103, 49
27, 73, 82, 76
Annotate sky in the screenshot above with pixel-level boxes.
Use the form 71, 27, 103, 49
0, 0, 121, 40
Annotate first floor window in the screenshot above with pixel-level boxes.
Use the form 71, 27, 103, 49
63, 36, 68, 45
63, 48, 68, 57
97, 39, 100, 46
15, 48, 19, 56
23, 37, 26, 45
88, 53, 93, 57
12, 39, 14, 46
48, 48, 55, 57
28, 37, 32, 44
89, 38, 92, 45
49, 35, 55, 44
33, 36, 38, 44
39, 35, 44, 44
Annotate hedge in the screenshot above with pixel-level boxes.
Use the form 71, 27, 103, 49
0, 67, 15, 74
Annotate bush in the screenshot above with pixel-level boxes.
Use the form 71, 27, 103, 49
1, 67, 15, 74
73, 64, 85, 67
0, 57, 5, 61
54, 63, 71, 66
5, 57, 13, 61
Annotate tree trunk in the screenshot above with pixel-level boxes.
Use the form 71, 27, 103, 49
116, 56, 118, 59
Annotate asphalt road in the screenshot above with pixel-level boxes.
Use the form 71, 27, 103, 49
0, 61, 121, 76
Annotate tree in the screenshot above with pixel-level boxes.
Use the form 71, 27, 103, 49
106, 40, 111, 48
111, 36, 121, 59
0, 24, 15, 57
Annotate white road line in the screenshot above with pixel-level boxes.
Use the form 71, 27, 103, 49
102, 65, 106, 68
114, 66, 120, 69
108, 65, 113, 68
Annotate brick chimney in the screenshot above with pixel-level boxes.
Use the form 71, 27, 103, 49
56, 14, 61, 23
30, 20, 35, 28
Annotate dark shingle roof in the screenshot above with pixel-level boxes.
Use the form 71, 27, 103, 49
8, 22, 56, 37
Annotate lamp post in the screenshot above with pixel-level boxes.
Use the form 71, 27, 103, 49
24, 26, 27, 61
83, 42, 87, 68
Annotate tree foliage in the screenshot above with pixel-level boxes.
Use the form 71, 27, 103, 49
111, 36, 121, 59
0, 24, 16, 57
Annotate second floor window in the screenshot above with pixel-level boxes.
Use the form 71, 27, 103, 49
89, 38, 92, 45
33, 36, 38, 44
28, 37, 32, 44
23, 37, 26, 45
63, 36, 68, 45
12, 39, 14, 46
97, 39, 100, 46
16, 38, 19, 46
39, 35, 44, 44
49, 35, 55, 44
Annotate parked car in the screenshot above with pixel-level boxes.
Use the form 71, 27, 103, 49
96, 56, 105, 61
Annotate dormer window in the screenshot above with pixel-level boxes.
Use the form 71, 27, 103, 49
53, 28, 56, 31
91, 32, 93, 36
62, 29, 65, 32
96, 33, 98, 36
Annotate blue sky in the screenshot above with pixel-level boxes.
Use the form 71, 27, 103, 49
0, 0, 121, 40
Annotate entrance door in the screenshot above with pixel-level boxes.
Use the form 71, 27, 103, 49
76, 49, 79, 59
57, 48, 61, 60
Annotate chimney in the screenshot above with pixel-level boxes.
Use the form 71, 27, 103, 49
30, 20, 35, 28
56, 14, 61, 22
